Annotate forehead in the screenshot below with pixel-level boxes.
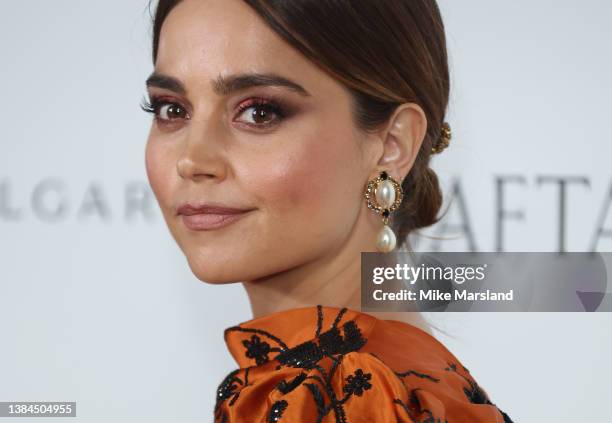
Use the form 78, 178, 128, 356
156, 0, 318, 88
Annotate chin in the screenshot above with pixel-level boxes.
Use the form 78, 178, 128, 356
185, 256, 240, 285
181, 244, 257, 284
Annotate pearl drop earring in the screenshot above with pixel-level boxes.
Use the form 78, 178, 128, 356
364, 170, 404, 253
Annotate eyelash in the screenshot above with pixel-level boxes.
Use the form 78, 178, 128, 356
139, 94, 289, 130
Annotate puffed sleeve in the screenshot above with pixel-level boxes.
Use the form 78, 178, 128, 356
257, 351, 509, 422
215, 306, 513, 422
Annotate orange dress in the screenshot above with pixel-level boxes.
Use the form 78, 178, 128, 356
214, 305, 512, 422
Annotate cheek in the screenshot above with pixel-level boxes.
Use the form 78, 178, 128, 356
145, 135, 175, 207
144, 137, 161, 196
247, 125, 363, 232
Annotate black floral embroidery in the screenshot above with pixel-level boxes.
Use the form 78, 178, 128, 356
268, 399, 288, 422
274, 337, 322, 369
218, 306, 371, 422
393, 388, 449, 423
444, 362, 459, 373
395, 368, 441, 383
214, 367, 251, 422
445, 361, 514, 423
242, 334, 272, 365
276, 371, 307, 394
367, 351, 441, 384
215, 369, 240, 404
214, 305, 513, 423
363, 352, 444, 422
463, 378, 490, 405
343, 368, 372, 396
272, 319, 366, 370
445, 361, 492, 404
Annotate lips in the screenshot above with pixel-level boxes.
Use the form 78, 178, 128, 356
177, 202, 255, 231
177, 203, 254, 216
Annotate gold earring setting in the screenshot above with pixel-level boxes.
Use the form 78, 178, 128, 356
364, 171, 403, 253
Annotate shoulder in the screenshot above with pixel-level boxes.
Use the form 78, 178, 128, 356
363, 318, 514, 422
215, 348, 511, 422
215, 306, 512, 422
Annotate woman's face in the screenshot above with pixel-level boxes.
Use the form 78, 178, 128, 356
145, 0, 378, 283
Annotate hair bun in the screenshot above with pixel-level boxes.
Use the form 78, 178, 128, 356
431, 121, 451, 154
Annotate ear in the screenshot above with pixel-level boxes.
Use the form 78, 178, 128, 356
374, 103, 427, 182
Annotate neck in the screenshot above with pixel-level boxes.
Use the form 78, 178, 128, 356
242, 242, 364, 319
241, 206, 432, 335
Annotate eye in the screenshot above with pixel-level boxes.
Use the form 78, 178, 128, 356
140, 95, 189, 124
158, 103, 187, 121
234, 98, 287, 129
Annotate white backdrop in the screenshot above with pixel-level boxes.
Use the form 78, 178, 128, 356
1, 1, 611, 422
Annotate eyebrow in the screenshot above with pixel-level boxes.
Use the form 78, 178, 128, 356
145, 72, 311, 97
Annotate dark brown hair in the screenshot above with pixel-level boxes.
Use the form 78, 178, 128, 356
146, 0, 450, 250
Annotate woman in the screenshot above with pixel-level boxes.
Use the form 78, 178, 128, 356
141, 0, 513, 421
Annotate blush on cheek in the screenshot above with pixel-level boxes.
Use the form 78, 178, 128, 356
286, 172, 321, 212
281, 154, 332, 212
277, 131, 357, 214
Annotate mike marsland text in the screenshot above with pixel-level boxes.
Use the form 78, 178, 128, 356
372, 288, 515, 301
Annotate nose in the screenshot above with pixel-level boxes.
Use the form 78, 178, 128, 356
176, 116, 227, 182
